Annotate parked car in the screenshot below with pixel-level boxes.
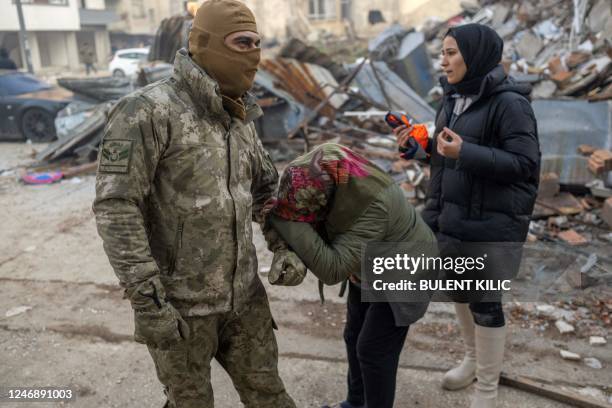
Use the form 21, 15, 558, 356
109, 48, 149, 78
0, 70, 72, 142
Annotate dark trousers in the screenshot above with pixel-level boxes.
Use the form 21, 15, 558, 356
344, 284, 409, 408
469, 302, 505, 328
85, 63, 97, 75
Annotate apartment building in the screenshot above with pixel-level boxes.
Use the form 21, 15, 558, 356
0, 0, 117, 72
106, 0, 181, 50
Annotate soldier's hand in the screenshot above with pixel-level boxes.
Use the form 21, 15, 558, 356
133, 303, 190, 349
127, 276, 190, 349
268, 249, 307, 286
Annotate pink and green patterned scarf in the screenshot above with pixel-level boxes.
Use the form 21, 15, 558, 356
267, 143, 392, 233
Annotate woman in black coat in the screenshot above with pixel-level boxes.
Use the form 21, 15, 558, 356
395, 24, 540, 408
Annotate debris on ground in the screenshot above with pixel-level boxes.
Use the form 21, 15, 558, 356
4, 305, 33, 318
583, 357, 603, 369
589, 336, 607, 346
560, 349, 581, 361
1, 2, 610, 406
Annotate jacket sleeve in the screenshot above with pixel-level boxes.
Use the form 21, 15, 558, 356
249, 124, 287, 251
93, 96, 164, 288
250, 124, 279, 224
456, 98, 540, 184
270, 198, 388, 285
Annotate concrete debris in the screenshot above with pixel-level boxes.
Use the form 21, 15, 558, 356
601, 198, 612, 228
583, 357, 603, 370
422, 0, 612, 102
588, 150, 612, 175
515, 31, 544, 63
557, 229, 588, 246
538, 172, 560, 198
5, 305, 32, 318
578, 387, 607, 404
589, 336, 607, 346
279, 38, 350, 82
559, 350, 581, 361
555, 320, 575, 334
531, 80, 557, 99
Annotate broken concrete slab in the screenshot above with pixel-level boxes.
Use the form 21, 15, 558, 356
600, 197, 612, 228
5, 305, 33, 318
515, 30, 544, 63
555, 320, 575, 334
583, 357, 603, 370
586, 0, 612, 34
532, 80, 557, 99
557, 229, 589, 246
537, 172, 560, 198
589, 336, 607, 346
577, 145, 597, 156
588, 149, 612, 175
537, 193, 583, 216
560, 349, 581, 361
490, 3, 510, 28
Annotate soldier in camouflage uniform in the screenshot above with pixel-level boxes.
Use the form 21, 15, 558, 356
93, 1, 306, 406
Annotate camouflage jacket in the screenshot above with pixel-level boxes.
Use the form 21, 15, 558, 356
93, 48, 278, 316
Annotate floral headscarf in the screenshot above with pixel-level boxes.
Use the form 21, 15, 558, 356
266, 143, 392, 233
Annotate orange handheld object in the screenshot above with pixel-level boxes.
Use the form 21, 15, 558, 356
385, 111, 411, 129
409, 124, 429, 151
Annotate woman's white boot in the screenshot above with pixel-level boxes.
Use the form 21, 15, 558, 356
442, 303, 477, 390
470, 324, 506, 408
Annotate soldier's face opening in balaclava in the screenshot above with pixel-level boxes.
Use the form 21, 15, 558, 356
188, 0, 261, 100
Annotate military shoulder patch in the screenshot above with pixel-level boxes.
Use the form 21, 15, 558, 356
99, 139, 133, 173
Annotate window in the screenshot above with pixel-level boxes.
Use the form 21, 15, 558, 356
308, 0, 337, 21
340, 0, 350, 19
131, 0, 146, 18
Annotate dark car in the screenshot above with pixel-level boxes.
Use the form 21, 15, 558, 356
0, 70, 73, 142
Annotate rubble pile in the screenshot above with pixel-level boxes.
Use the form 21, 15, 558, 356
25, 1, 611, 249
423, 0, 612, 101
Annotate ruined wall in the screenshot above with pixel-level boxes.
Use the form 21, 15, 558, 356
242, 0, 461, 42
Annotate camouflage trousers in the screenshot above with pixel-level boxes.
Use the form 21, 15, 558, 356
147, 293, 296, 408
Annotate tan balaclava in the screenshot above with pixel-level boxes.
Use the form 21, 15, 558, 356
188, 0, 260, 118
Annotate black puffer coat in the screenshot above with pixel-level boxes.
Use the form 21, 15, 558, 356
422, 65, 540, 242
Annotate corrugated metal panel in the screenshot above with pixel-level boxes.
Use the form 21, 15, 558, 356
534, 100, 611, 186
352, 60, 436, 123
253, 70, 310, 142
533, 100, 611, 155
259, 58, 348, 118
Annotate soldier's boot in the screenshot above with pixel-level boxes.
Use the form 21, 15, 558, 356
442, 303, 476, 390
470, 325, 506, 408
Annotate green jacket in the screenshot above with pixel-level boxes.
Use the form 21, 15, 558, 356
93, 48, 277, 316
271, 183, 436, 325
272, 183, 436, 284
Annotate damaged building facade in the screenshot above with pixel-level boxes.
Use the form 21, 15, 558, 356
0, 0, 117, 72
242, 0, 462, 42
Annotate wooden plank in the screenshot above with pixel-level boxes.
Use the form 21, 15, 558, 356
500, 373, 611, 408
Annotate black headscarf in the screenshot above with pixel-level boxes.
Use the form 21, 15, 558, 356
443, 23, 504, 95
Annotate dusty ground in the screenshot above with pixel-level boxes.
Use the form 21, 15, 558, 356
0, 142, 610, 408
